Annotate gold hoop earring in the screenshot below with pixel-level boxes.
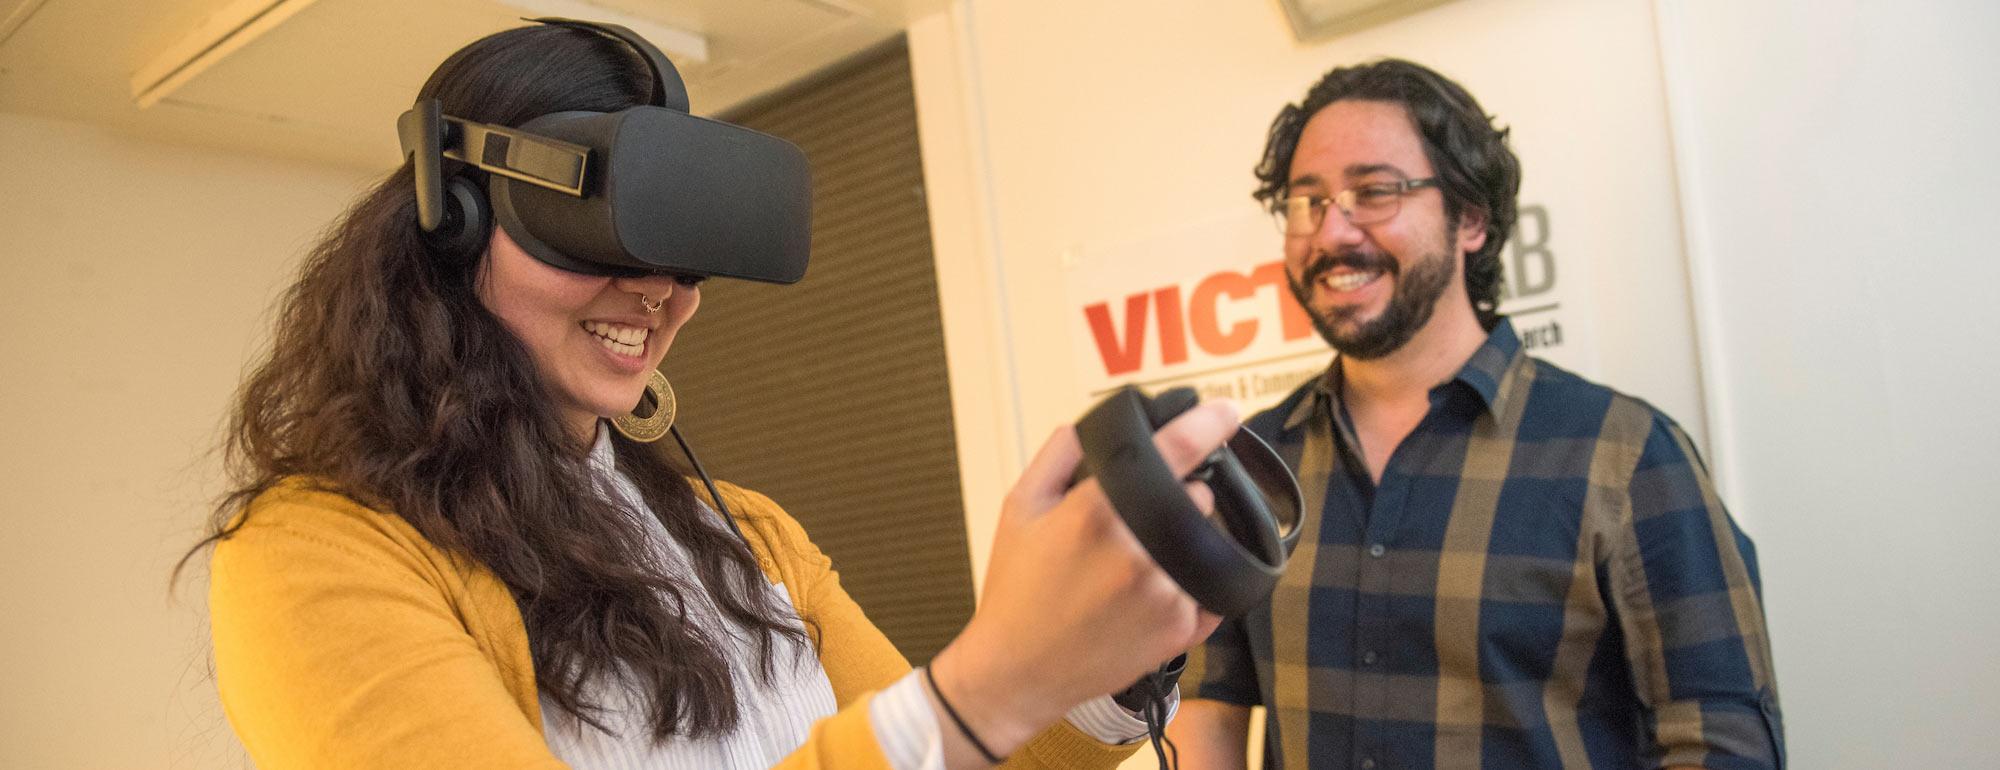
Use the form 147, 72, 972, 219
612, 369, 676, 443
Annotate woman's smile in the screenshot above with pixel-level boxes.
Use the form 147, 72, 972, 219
581, 320, 650, 356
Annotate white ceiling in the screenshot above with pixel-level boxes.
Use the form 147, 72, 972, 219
0, 0, 943, 169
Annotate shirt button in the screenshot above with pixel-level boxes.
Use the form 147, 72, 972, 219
1367, 544, 1386, 558
1361, 758, 1377, 770
1362, 650, 1379, 666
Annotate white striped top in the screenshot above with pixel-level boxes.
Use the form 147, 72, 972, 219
544, 426, 1170, 769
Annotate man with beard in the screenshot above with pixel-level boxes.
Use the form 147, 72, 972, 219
1164, 60, 1783, 769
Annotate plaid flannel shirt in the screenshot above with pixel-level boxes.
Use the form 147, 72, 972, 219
1187, 320, 1783, 769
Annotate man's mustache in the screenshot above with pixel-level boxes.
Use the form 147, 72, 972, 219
1300, 249, 1398, 288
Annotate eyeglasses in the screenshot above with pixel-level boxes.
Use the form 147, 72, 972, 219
1272, 177, 1440, 236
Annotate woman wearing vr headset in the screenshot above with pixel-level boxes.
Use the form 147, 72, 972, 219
192, 21, 1235, 770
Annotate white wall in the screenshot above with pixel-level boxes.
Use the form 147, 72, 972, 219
0, 112, 372, 769
1656, 1, 2000, 766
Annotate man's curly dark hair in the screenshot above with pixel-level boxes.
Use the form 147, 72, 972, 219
1253, 59, 1521, 330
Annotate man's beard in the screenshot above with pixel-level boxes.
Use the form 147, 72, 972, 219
1287, 239, 1456, 360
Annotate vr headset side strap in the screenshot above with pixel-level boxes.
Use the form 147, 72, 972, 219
397, 99, 594, 203
448, 119, 591, 197
396, 99, 450, 231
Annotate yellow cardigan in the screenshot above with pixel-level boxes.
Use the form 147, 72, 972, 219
210, 478, 1140, 769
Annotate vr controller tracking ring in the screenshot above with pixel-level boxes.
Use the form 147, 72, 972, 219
1073, 386, 1303, 619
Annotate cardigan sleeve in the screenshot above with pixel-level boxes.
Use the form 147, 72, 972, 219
706, 482, 1148, 770
208, 487, 565, 770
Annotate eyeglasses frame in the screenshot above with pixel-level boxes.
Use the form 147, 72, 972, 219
1273, 176, 1441, 237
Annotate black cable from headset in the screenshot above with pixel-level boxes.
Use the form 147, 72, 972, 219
1136, 663, 1180, 770
670, 424, 749, 546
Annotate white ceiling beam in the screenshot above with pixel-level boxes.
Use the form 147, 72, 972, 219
129, 0, 321, 109
1, 0, 54, 48
495, 0, 708, 63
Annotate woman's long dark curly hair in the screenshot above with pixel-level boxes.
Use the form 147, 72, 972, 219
180, 24, 809, 742
1252, 58, 1522, 331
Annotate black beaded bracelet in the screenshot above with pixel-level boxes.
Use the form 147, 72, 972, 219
922, 666, 1006, 765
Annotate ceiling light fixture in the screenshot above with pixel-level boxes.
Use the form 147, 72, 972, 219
1272, 0, 1455, 43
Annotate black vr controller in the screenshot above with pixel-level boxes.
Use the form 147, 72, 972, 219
1073, 386, 1303, 619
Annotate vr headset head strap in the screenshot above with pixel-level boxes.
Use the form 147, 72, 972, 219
528, 17, 690, 113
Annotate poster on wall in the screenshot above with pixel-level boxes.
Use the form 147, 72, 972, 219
1065, 204, 1593, 416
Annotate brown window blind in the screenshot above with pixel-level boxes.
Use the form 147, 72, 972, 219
664, 39, 973, 665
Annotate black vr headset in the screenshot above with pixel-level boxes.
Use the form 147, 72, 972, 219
397, 17, 811, 284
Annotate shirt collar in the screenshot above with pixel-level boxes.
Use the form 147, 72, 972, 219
1282, 317, 1527, 431
1455, 318, 1525, 417
587, 421, 618, 476
1282, 363, 1337, 432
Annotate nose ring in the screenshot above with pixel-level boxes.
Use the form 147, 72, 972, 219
639, 294, 664, 313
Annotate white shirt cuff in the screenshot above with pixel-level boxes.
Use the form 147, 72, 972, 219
867, 668, 1179, 769
1065, 686, 1180, 745
868, 670, 946, 770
